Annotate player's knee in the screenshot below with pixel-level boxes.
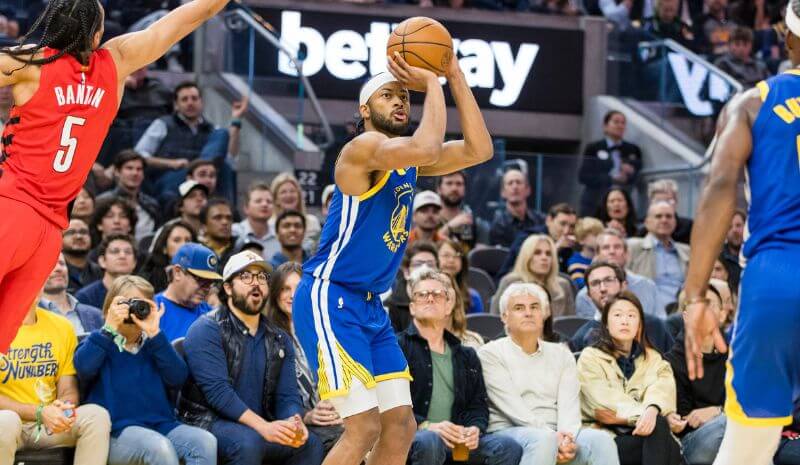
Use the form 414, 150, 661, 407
344, 411, 383, 452
380, 406, 416, 443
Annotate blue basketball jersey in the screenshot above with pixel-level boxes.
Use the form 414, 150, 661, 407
742, 70, 800, 260
303, 168, 417, 293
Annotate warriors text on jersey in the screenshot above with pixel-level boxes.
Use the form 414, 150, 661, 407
0, 47, 118, 229
303, 168, 417, 293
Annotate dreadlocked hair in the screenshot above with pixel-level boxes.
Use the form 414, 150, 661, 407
1, 0, 102, 75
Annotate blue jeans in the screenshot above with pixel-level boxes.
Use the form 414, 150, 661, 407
681, 414, 726, 465
408, 429, 523, 465
107, 424, 217, 465
210, 419, 324, 465
494, 426, 620, 465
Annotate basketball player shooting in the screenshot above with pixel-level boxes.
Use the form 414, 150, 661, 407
0, 0, 233, 354
292, 49, 493, 465
683, 1, 800, 463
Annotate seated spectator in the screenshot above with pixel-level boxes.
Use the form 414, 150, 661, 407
266, 262, 344, 453
76, 234, 138, 309
436, 170, 490, 249
567, 217, 605, 289
398, 267, 523, 465
155, 243, 222, 341
598, 0, 640, 30
775, 401, 800, 465
71, 186, 96, 225
571, 261, 672, 354
116, 67, 172, 122
386, 241, 440, 333
186, 159, 218, 195
74, 276, 217, 465
489, 169, 545, 248
40, 252, 103, 337
200, 198, 238, 267
90, 196, 137, 251
664, 284, 727, 465
642, 0, 695, 47
627, 201, 689, 315
576, 229, 659, 319
714, 26, 769, 88
175, 180, 209, 235
694, 0, 735, 56
270, 210, 309, 268
0, 303, 110, 464
320, 184, 336, 223
233, 181, 280, 260
270, 173, 322, 253
138, 220, 197, 293
63, 218, 100, 293
134, 81, 245, 203
480, 282, 619, 465
178, 251, 324, 465
720, 209, 745, 290
710, 278, 735, 336
443, 274, 486, 348
409, 191, 446, 245
596, 188, 638, 238
492, 235, 575, 318
438, 238, 484, 314
96, 150, 161, 241
577, 292, 681, 465
579, 111, 642, 216
644, 179, 693, 244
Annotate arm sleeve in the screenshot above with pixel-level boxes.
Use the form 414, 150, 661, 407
143, 331, 189, 388
478, 345, 548, 429
556, 348, 582, 435
642, 355, 678, 416
134, 119, 167, 158
577, 350, 643, 423
73, 331, 113, 383
274, 338, 304, 419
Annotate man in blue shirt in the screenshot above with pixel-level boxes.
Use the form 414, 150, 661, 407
76, 234, 138, 309
179, 250, 324, 465
155, 242, 222, 341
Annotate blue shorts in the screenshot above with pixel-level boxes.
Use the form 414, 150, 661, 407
292, 275, 411, 400
726, 248, 800, 426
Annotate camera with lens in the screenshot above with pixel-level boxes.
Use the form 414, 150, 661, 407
123, 299, 151, 323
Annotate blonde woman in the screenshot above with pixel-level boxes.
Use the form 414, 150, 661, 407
269, 172, 322, 252
491, 234, 575, 317
444, 274, 485, 349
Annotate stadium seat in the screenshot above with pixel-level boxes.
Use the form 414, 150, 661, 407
468, 247, 509, 278
467, 267, 496, 310
559, 272, 578, 296
14, 448, 74, 465
553, 316, 591, 340
466, 314, 505, 342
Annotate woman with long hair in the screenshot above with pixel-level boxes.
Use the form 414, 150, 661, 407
138, 220, 197, 293
491, 234, 575, 318
577, 291, 681, 465
442, 274, 485, 348
596, 188, 638, 238
437, 238, 484, 314
269, 172, 322, 252
266, 262, 344, 453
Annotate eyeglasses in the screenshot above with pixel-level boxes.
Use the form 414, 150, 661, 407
63, 229, 90, 237
588, 276, 619, 289
186, 272, 215, 289
412, 289, 448, 303
237, 271, 269, 285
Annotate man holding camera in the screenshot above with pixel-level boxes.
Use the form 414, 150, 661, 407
0, 302, 111, 465
155, 243, 223, 341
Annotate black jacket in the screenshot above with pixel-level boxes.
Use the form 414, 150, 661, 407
664, 333, 726, 433
397, 323, 489, 432
578, 139, 642, 215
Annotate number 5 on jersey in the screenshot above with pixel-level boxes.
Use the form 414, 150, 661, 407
53, 116, 86, 173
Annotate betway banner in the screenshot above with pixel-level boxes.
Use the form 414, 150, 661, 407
249, 7, 585, 113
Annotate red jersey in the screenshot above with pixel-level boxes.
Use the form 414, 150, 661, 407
0, 47, 118, 229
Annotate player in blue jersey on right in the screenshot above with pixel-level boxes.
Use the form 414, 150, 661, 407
684, 2, 800, 464
292, 52, 492, 465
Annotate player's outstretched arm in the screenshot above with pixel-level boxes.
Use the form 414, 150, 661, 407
419, 58, 493, 177
103, 0, 230, 79
683, 88, 758, 380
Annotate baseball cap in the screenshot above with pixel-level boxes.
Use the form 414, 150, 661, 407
222, 250, 273, 282
179, 180, 210, 199
412, 190, 442, 213
171, 243, 223, 280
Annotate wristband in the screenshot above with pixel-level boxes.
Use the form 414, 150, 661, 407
230, 119, 242, 129
34, 403, 44, 442
680, 297, 710, 313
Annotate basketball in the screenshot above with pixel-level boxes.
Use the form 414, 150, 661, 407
386, 17, 454, 77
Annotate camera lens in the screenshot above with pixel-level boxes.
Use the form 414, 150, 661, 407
125, 299, 151, 322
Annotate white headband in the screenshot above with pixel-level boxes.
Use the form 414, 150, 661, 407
359, 73, 400, 106
788, 3, 800, 38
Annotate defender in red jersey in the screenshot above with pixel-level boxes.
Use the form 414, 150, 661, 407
0, 0, 233, 354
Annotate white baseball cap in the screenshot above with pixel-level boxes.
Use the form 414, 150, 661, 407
222, 250, 272, 282
413, 190, 442, 213
179, 179, 209, 198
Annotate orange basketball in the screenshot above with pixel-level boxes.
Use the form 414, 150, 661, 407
386, 17, 453, 77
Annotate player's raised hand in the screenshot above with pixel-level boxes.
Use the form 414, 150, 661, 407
684, 300, 727, 380
388, 52, 439, 93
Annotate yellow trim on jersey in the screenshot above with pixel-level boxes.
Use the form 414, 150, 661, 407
375, 368, 413, 383
756, 81, 769, 102
397, 168, 407, 175
317, 343, 378, 400
358, 170, 392, 201
784, 69, 800, 76
724, 358, 793, 427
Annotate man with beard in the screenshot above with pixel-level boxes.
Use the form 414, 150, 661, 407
269, 210, 308, 268
436, 170, 489, 249
155, 242, 222, 341
180, 251, 324, 465
200, 198, 237, 267
39, 252, 104, 337
293, 53, 493, 465
63, 218, 100, 293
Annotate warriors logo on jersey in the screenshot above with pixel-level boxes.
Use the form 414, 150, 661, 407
384, 183, 413, 252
